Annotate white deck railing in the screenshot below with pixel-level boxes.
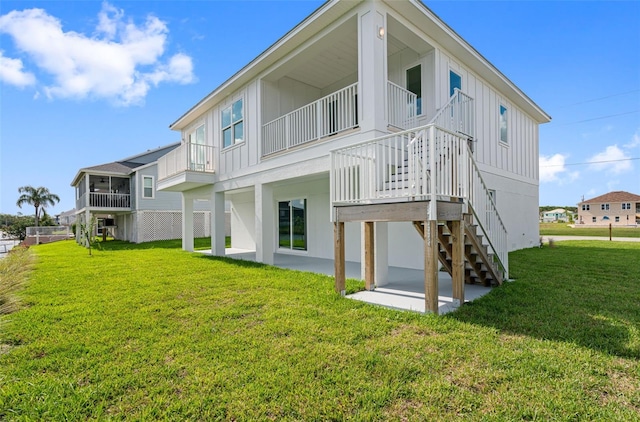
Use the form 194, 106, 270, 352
430, 88, 474, 140
387, 81, 418, 130
331, 124, 468, 205
262, 83, 358, 156
331, 122, 507, 274
157, 142, 215, 180
89, 192, 131, 208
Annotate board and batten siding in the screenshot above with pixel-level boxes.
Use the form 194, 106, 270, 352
438, 51, 538, 182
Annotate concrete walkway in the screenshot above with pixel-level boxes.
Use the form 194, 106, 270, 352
541, 235, 640, 243
198, 248, 492, 314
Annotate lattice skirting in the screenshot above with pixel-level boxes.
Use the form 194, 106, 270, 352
135, 211, 211, 243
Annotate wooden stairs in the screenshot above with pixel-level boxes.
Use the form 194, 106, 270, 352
413, 215, 504, 286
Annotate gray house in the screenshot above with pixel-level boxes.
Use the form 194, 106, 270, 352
71, 144, 221, 243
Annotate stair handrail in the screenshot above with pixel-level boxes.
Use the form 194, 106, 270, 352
428, 88, 475, 140
408, 129, 429, 197
429, 89, 507, 276
464, 149, 509, 277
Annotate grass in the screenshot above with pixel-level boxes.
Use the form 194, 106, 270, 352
0, 247, 34, 317
540, 222, 640, 237
0, 239, 639, 420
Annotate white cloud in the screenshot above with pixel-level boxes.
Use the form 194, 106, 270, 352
539, 153, 576, 183
624, 130, 640, 149
587, 145, 632, 174
0, 50, 35, 87
0, 3, 194, 105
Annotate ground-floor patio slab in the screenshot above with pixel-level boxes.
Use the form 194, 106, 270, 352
198, 248, 492, 315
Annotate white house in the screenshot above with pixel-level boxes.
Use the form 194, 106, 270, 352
157, 0, 550, 313
541, 208, 569, 223
71, 144, 217, 243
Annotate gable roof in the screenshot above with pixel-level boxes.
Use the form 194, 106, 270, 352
581, 191, 640, 204
70, 142, 180, 186
170, 0, 550, 131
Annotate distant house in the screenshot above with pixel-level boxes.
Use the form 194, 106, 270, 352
56, 209, 77, 226
541, 208, 569, 223
71, 144, 226, 243
577, 191, 640, 227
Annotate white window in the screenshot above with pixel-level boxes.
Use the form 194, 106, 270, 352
222, 99, 244, 148
142, 176, 154, 199
601, 203, 609, 211
582, 204, 590, 211
622, 202, 631, 210
499, 105, 508, 144
615, 216, 620, 222
592, 217, 596, 222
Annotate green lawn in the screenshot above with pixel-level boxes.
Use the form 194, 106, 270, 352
1, 239, 639, 420
540, 222, 640, 237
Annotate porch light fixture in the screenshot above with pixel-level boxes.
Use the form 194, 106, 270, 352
377, 26, 385, 39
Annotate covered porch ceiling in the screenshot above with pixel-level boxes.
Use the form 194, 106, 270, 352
262, 14, 434, 92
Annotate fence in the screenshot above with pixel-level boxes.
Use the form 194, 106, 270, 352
24, 226, 73, 246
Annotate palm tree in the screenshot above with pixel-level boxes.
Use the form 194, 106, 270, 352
16, 186, 61, 227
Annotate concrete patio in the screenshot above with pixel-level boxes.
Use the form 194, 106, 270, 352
198, 248, 493, 315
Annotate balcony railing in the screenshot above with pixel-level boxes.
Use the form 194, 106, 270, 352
387, 81, 418, 130
89, 192, 131, 208
262, 83, 358, 156
157, 142, 215, 181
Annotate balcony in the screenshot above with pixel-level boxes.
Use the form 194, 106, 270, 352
260, 82, 420, 158
157, 142, 216, 192
77, 192, 131, 211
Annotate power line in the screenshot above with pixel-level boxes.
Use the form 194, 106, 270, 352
559, 89, 640, 108
540, 157, 640, 168
560, 110, 640, 125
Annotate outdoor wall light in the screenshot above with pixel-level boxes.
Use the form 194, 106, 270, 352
377, 26, 385, 39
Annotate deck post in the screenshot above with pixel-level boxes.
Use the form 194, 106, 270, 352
364, 221, 375, 290
424, 220, 439, 314
211, 190, 226, 256
451, 220, 465, 306
181, 193, 194, 252
334, 221, 346, 295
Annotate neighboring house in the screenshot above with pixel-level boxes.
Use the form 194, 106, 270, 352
71, 144, 219, 243
156, 0, 550, 312
542, 208, 569, 223
577, 191, 640, 227
56, 209, 77, 226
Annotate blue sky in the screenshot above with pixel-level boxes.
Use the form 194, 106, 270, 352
1, 1, 638, 216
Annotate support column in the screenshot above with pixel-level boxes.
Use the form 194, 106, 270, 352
84, 209, 91, 247
358, 1, 387, 134
364, 221, 375, 290
424, 220, 439, 314
375, 222, 388, 287
211, 190, 226, 256
334, 221, 346, 295
255, 183, 274, 265
451, 220, 465, 307
182, 193, 194, 252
